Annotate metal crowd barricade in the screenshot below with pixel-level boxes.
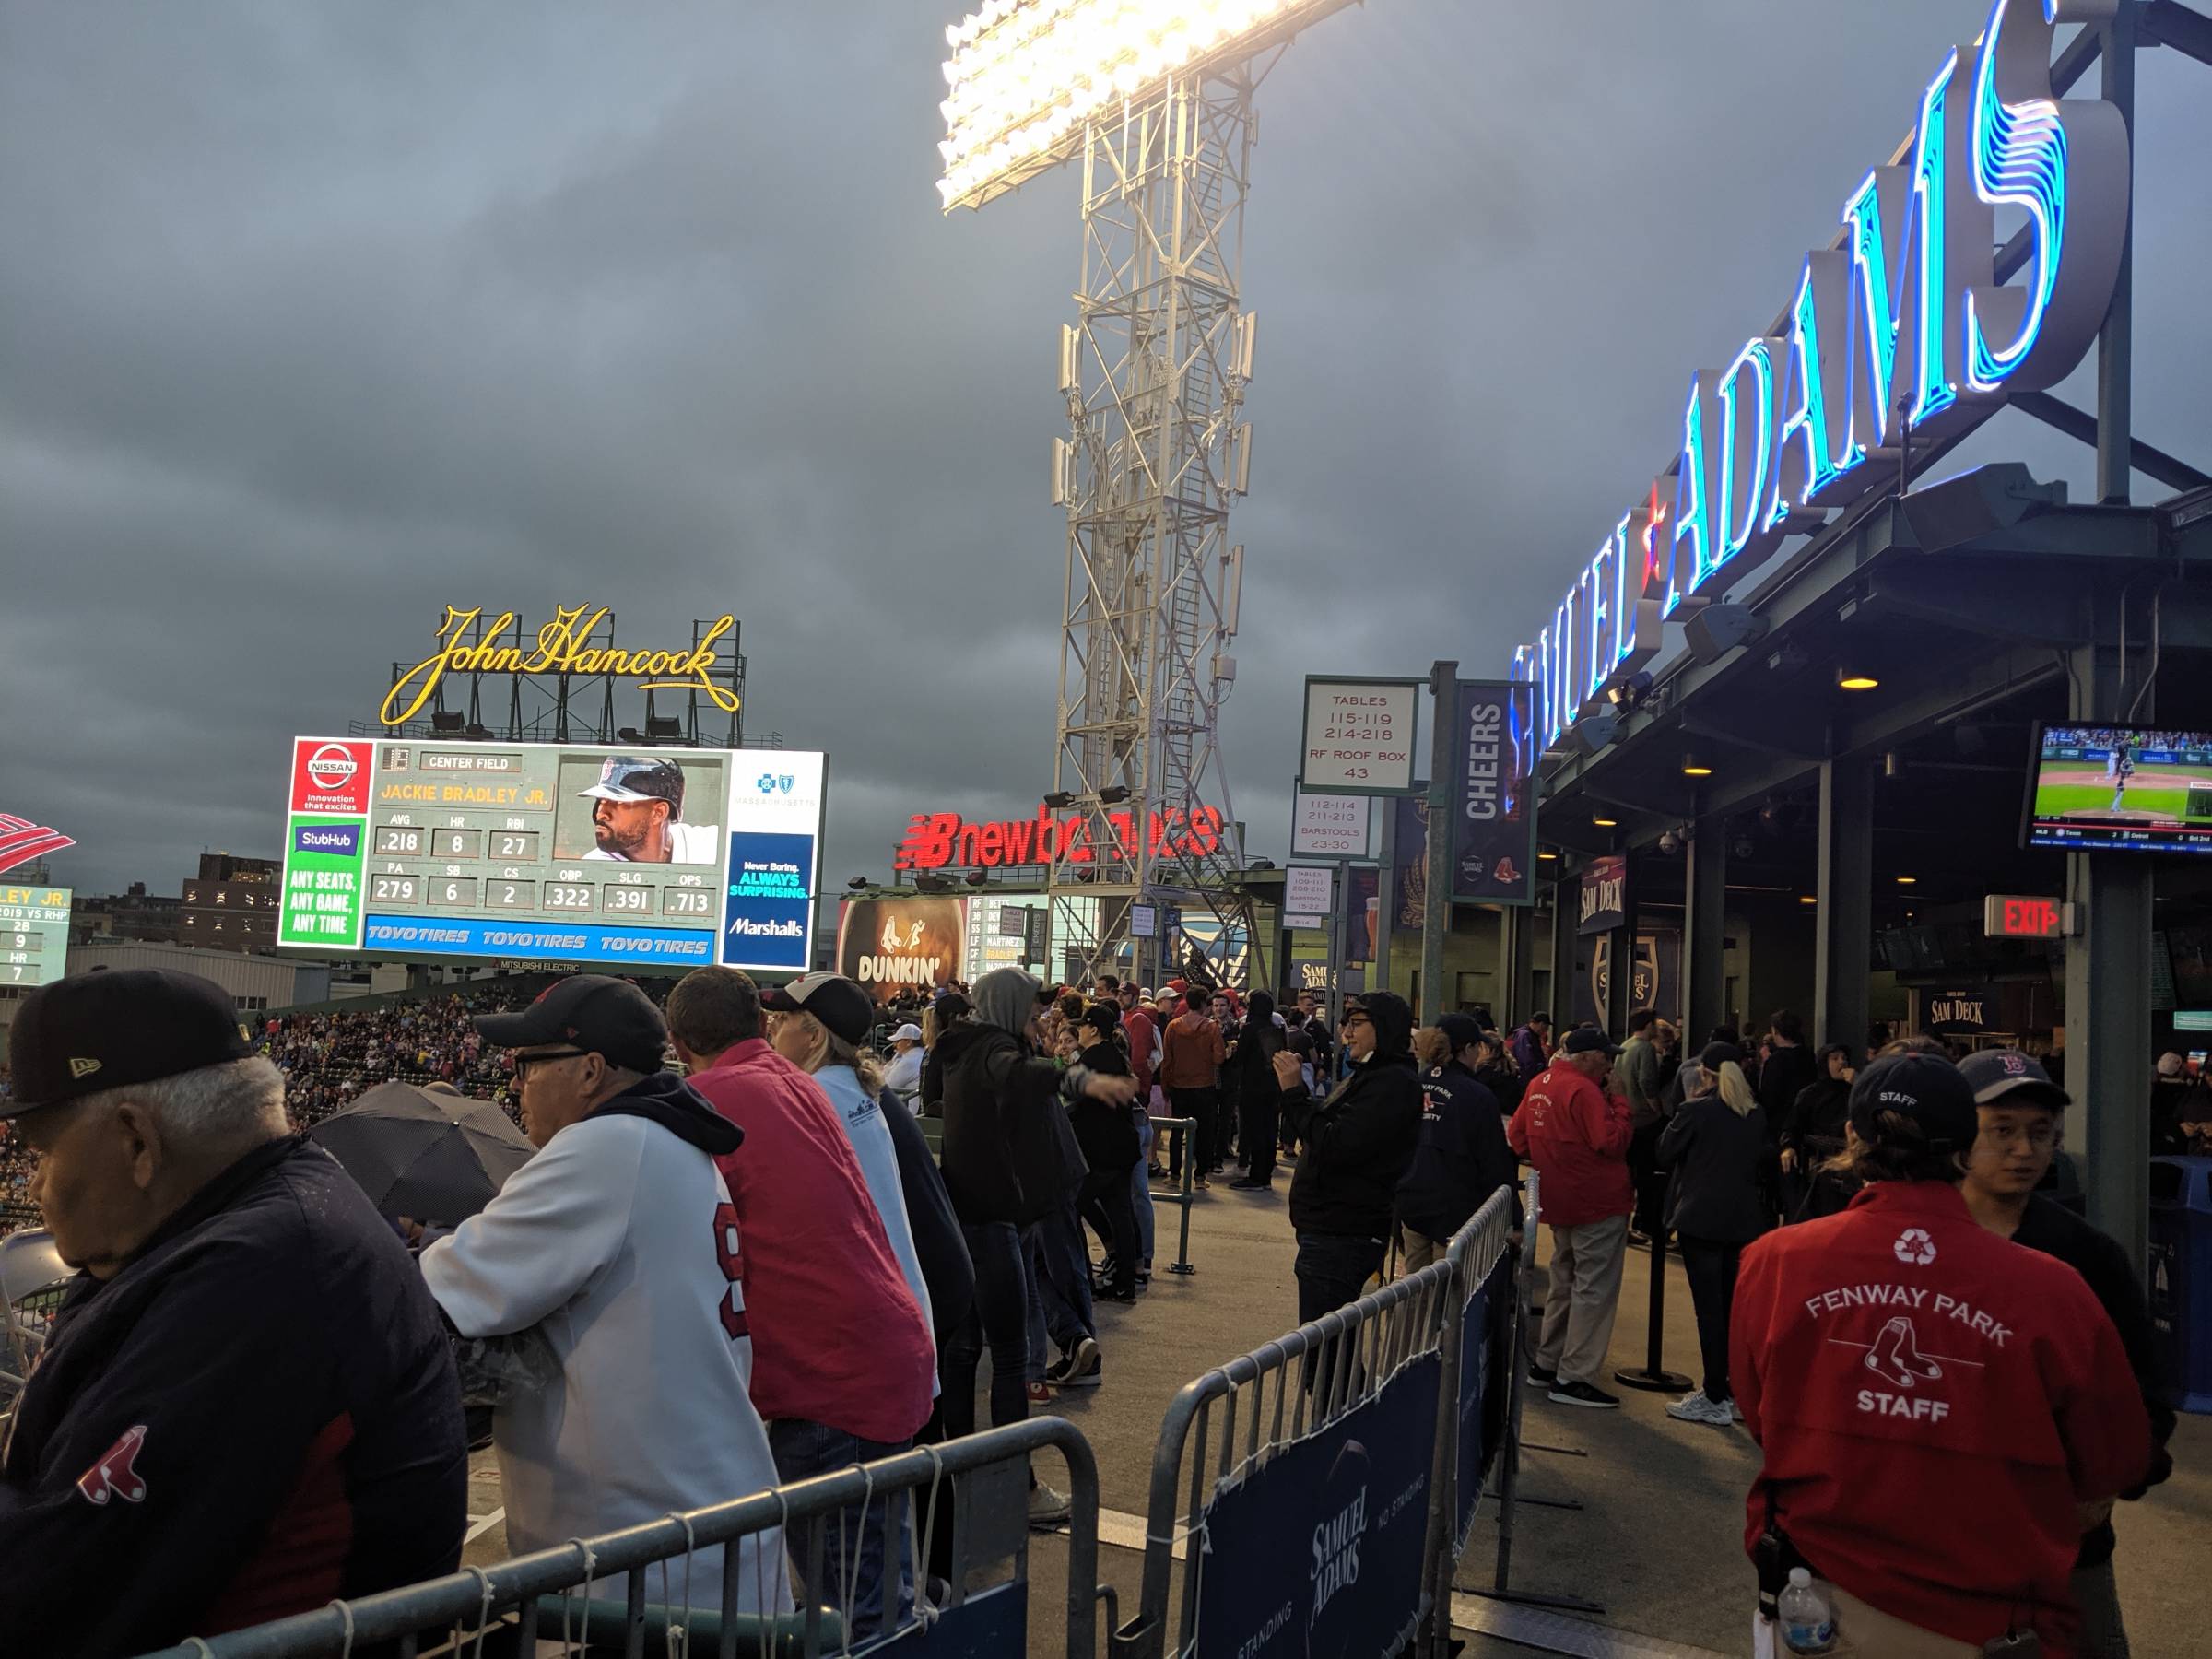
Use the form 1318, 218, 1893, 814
1146, 1114, 1198, 1276
1112, 1184, 1519, 1659
142, 1417, 1104, 1659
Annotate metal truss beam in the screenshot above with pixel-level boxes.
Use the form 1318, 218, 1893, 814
2011, 392, 2212, 494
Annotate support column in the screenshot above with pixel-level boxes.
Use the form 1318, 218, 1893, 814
1606, 857, 1633, 1041
1814, 757, 1876, 1053
2065, 631, 2154, 1275
1506, 902, 1535, 1030
1375, 794, 1396, 999
2096, 1, 2136, 506
1419, 661, 1459, 1021
1684, 818, 1727, 1047
1550, 869, 1577, 1027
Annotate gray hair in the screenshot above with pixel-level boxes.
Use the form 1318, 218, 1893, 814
78, 1056, 289, 1144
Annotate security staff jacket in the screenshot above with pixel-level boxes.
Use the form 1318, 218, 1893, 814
1731, 1181, 2152, 1655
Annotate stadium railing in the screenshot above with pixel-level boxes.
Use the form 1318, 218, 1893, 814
1109, 1183, 1523, 1659
143, 1416, 1104, 1659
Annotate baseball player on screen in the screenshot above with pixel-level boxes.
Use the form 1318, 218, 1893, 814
579, 756, 720, 865
2108, 741, 2136, 813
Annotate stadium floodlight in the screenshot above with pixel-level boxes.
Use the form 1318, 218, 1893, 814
937, 0, 1359, 213
936, 0, 1363, 990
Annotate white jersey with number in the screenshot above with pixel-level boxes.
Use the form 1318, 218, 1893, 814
420, 1112, 788, 1612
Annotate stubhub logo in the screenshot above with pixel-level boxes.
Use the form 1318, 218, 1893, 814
295, 823, 361, 858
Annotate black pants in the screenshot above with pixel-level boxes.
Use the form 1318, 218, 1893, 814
1078, 1167, 1141, 1295
1240, 1083, 1279, 1182
1677, 1235, 1742, 1403
1294, 1230, 1387, 1326
939, 1220, 1029, 1439
1166, 1086, 1218, 1178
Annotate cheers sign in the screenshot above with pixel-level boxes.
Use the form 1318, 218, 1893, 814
382, 606, 740, 726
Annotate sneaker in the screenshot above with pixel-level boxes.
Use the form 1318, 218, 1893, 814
1526, 1365, 1559, 1388
1059, 1335, 1103, 1387
1666, 1389, 1735, 1427
1028, 1478, 1073, 1529
1547, 1379, 1620, 1409
1042, 1351, 1077, 1386
1026, 1380, 1053, 1406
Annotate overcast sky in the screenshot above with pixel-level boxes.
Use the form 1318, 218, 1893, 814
4, 1, 2206, 897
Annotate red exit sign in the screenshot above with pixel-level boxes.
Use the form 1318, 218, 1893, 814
1983, 895, 2072, 939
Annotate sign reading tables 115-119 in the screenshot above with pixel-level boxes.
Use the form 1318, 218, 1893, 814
277, 737, 824, 972
0, 886, 72, 987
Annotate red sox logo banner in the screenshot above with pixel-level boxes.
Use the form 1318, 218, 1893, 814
76, 1425, 149, 1506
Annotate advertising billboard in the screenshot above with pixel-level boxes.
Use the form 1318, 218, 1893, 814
1, 885, 71, 988
276, 737, 823, 972
839, 896, 969, 1003
1450, 681, 1538, 906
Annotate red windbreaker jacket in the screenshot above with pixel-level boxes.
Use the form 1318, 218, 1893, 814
1505, 1063, 1631, 1227
1731, 1182, 2153, 1655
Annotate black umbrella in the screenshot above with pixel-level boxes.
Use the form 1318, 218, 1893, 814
309, 1081, 535, 1226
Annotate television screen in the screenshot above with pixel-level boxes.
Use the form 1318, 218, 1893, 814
2023, 724, 2212, 853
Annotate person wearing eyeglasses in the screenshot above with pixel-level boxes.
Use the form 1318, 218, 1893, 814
1269, 992, 1423, 1325
418, 976, 791, 1619
1955, 1048, 2173, 1659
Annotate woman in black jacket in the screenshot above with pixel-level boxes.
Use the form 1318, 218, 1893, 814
1072, 1004, 1144, 1299
1394, 1015, 1518, 1267
1229, 991, 1287, 1189
1777, 1042, 1854, 1218
1655, 1041, 1770, 1429
1269, 991, 1424, 1324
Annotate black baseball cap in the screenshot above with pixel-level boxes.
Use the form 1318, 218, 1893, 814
3, 969, 253, 1118
1528, 1011, 1553, 1026
1082, 1001, 1122, 1035
577, 755, 685, 813
1848, 1052, 1979, 1153
759, 971, 876, 1046
1561, 1027, 1619, 1057
1957, 1047, 2070, 1112
475, 975, 668, 1074
1436, 1013, 1488, 1054
1698, 1040, 1747, 1074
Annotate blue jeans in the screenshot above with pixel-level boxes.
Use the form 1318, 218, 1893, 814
767, 1418, 913, 1641
940, 1220, 1028, 1438
1023, 1200, 1095, 1370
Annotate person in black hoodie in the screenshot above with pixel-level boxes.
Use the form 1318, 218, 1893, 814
1776, 1042, 1853, 1220
1071, 1003, 1143, 1300
933, 969, 1135, 1524
1228, 991, 1287, 1189
1394, 1014, 1519, 1268
1270, 991, 1423, 1324
1655, 1041, 1770, 1429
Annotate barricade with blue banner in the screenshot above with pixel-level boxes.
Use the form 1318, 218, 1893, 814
1452, 1253, 1517, 1555
1192, 1350, 1442, 1659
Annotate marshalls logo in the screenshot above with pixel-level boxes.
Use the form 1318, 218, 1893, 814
1893, 1228, 1938, 1266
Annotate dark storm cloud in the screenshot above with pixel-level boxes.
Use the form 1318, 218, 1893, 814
2, 2, 2205, 897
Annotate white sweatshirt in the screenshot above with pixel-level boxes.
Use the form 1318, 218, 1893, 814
421, 1107, 791, 1613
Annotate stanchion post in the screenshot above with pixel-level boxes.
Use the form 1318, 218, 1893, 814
1149, 1115, 1199, 1277
1612, 1229, 1692, 1394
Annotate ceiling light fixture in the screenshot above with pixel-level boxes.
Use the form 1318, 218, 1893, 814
1682, 752, 1714, 778
1838, 670, 1880, 691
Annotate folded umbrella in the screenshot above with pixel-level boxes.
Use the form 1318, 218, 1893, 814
308, 1081, 535, 1226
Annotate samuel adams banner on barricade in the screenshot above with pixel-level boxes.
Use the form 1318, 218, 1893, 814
1450, 682, 1536, 907
1192, 1350, 1441, 1658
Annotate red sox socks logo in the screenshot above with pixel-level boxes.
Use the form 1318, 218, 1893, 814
76, 1425, 149, 1505
1865, 1317, 1945, 1390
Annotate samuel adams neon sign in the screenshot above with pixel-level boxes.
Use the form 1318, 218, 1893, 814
1512, 0, 2130, 753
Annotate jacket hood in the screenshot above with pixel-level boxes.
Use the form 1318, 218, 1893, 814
972, 966, 1041, 1036
1357, 991, 1415, 1060
933, 1019, 1016, 1068
588, 1068, 742, 1157
1246, 991, 1276, 1026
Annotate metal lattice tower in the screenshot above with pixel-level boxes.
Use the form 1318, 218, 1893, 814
1046, 68, 1263, 986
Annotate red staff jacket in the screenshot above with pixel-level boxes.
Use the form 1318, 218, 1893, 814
1731, 1182, 2152, 1655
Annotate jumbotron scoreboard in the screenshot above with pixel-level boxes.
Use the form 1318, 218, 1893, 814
276, 737, 822, 971
0, 885, 71, 988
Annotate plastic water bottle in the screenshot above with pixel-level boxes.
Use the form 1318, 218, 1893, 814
1778, 1567, 1836, 1654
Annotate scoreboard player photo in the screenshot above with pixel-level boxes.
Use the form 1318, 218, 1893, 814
572, 755, 722, 865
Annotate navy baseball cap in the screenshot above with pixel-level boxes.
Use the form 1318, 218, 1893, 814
1848, 1052, 1979, 1153
577, 756, 685, 810
1436, 1013, 1488, 1053
1957, 1047, 2070, 1111
476, 975, 668, 1074
4, 969, 253, 1118
1561, 1027, 1620, 1057
760, 971, 876, 1046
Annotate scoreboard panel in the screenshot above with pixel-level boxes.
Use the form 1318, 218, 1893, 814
0, 886, 71, 988
277, 738, 821, 971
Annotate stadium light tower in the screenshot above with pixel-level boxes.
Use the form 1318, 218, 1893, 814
938, 0, 1360, 986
